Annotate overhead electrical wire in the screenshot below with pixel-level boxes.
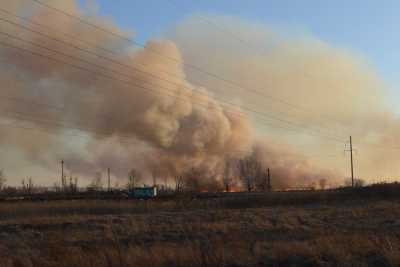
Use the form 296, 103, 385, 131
0, 105, 347, 159
0, 1, 358, 180
0, 29, 346, 143
165, 0, 356, 134
0, 111, 345, 160
0, 12, 346, 141
27, 0, 349, 138
0, 38, 331, 141
0, 7, 342, 137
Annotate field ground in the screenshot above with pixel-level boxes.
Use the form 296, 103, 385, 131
1, 188, 400, 267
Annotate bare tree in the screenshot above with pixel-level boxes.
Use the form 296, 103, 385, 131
0, 170, 6, 191
127, 169, 141, 190
344, 177, 365, 188
21, 179, 26, 191
319, 178, 327, 190
25, 177, 34, 194
174, 175, 184, 192
182, 168, 203, 192
237, 155, 262, 192
223, 160, 234, 192
67, 176, 78, 193
20, 178, 33, 193
89, 172, 103, 191
114, 180, 120, 189
253, 168, 272, 192
354, 178, 365, 187
53, 181, 61, 192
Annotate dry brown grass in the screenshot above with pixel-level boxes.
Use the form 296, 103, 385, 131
1, 193, 400, 266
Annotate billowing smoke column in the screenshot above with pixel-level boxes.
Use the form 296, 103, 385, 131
172, 16, 400, 185
1, 0, 394, 188
0, 0, 256, 187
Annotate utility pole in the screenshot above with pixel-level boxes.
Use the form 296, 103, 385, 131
107, 167, 111, 192
349, 136, 354, 187
61, 160, 64, 190
267, 168, 271, 192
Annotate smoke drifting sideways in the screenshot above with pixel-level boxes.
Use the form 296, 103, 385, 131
0, 1, 393, 188
172, 15, 400, 185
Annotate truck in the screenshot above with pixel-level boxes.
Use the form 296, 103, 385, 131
127, 186, 157, 199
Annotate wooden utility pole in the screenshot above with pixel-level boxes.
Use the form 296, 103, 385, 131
61, 160, 64, 190
349, 136, 354, 187
107, 167, 111, 191
267, 168, 271, 192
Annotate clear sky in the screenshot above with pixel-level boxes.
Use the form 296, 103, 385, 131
82, 0, 400, 91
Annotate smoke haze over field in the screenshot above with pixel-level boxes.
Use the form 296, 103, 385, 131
0, 0, 399, 188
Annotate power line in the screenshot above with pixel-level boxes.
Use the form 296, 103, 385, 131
0, 7, 121, 57
0, 6, 182, 81
0, 5, 345, 139
356, 142, 400, 151
0, 65, 347, 159
0, 112, 345, 161
0, 32, 345, 143
0, 40, 322, 140
0, 19, 336, 139
165, 0, 355, 135
0, 94, 348, 158
1, 108, 129, 141
0, 92, 347, 159
0, 13, 346, 141
27, 0, 349, 137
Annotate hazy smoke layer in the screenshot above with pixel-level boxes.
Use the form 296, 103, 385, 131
0, 0, 254, 186
172, 16, 400, 184
0, 1, 396, 187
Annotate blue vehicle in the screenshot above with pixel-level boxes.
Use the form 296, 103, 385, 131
128, 186, 157, 199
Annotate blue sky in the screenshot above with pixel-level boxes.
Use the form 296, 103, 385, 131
82, 0, 400, 91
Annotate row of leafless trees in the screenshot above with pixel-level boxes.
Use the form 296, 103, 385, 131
0, 161, 368, 195
171, 155, 272, 193
0, 153, 272, 194
237, 155, 271, 192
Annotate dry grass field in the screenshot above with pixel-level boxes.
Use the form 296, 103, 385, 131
1, 188, 400, 267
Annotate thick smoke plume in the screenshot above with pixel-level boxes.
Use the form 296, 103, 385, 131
0, 1, 396, 188
0, 0, 254, 187
171, 16, 400, 185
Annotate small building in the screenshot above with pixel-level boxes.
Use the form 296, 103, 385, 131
128, 186, 157, 199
